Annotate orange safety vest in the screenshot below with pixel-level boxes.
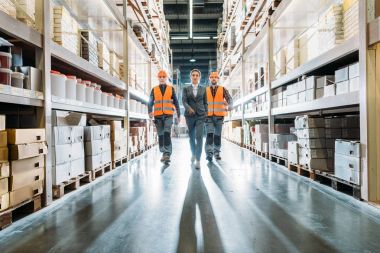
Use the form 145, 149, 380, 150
206, 86, 227, 117
153, 85, 175, 116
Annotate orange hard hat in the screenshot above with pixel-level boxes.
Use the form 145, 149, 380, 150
157, 70, 168, 78
209, 72, 219, 78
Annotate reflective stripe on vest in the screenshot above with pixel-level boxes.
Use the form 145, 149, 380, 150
206, 86, 227, 117
153, 85, 175, 116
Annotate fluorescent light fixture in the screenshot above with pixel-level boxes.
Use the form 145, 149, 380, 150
212, 36, 218, 39
189, 58, 196, 62
189, 0, 193, 38
193, 36, 211, 40
171, 36, 189, 40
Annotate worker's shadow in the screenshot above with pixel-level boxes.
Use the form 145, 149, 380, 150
176, 168, 225, 253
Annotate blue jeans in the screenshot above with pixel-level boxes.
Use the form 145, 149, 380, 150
185, 116, 205, 161
205, 116, 223, 157
154, 116, 173, 156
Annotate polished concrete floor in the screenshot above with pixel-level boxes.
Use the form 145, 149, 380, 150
1, 138, 380, 253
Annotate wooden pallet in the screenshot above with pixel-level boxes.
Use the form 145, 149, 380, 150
270, 154, 288, 167
255, 149, 269, 159
112, 156, 128, 169
91, 163, 112, 180
288, 163, 316, 180
53, 172, 92, 199
0, 194, 42, 230
314, 170, 361, 200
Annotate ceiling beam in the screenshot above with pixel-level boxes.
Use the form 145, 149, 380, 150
166, 14, 220, 19
163, 0, 223, 4
170, 39, 216, 44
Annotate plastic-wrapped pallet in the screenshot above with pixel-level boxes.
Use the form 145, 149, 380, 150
84, 125, 111, 171
254, 124, 268, 153
269, 134, 297, 159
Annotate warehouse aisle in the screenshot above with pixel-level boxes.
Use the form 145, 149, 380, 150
1, 138, 380, 253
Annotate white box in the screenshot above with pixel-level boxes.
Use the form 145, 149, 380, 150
102, 150, 112, 165
288, 141, 299, 164
52, 162, 70, 185
324, 84, 336, 97
86, 154, 101, 171
349, 62, 359, 79
295, 116, 325, 129
325, 118, 342, 128
298, 91, 306, 103
325, 128, 342, 139
71, 158, 85, 177
335, 66, 349, 83
306, 76, 321, 90
71, 142, 85, 161
287, 94, 298, 105
305, 89, 315, 101
53, 111, 86, 126
316, 76, 334, 88
299, 157, 329, 171
335, 165, 360, 184
297, 128, 325, 139
298, 138, 326, 149
71, 126, 84, 143
335, 139, 360, 157
85, 140, 103, 156
84, 126, 103, 141
335, 154, 360, 183
316, 88, 324, 99
298, 80, 306, 92
53, 126, 72, 145
53, 144, 71, 165
336, 80, 349, 95
102, 138, 111, 152
349, 77, 360, 92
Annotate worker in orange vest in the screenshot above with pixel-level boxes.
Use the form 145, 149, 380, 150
205, 71, 233, 162
148, 70, 181, 164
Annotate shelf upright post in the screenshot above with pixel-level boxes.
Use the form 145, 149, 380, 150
35, 0, 53, 205
268, 19, 275, 158
360, 0, 379, 201
241, 35, 246, 126
122, 0, 130, 161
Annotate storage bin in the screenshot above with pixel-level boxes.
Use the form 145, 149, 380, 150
76, 82, 86, 101
0, 52, 12, 69
101, 92, 108, 106
114, 98, 120, 108
119, 99, 126, 109
65, 75, 77, 100
85, 85, 94, 104
51, 71, 66, 97
11, 72, 24, 88
94, 85, 102, 105
107, 95, 115, 107
0, 68, 12, 85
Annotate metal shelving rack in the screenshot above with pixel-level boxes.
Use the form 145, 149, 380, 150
0, 0, 169, 205
218, 0, 377, 201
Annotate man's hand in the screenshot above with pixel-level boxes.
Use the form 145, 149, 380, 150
188, 108, 195, 115
149, 112, 154, 118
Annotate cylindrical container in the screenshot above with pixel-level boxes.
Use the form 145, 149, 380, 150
85, 85, 94, 104
138, 102, 142, 113
0, 68, 12, 85
65, 75, 77, 100
119, 99, 126, 109
51, 70, 66, 97
94, 88, 102, 105
76, 82, 86, 101
11, 72, 24, 88
101, 92, 108, 106
107, 94, 115, 108
130, 99, 136, 112
0, 52, 12, 69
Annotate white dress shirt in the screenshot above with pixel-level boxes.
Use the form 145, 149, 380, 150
192, 83, 198, 97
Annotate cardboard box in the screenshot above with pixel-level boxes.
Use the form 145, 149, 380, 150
299, 157, 329, 171
335, 154, 360, 184
109, 121, 122, 130
0, 162, 9, 179
71, 142, 85, 161
0, 115, 5, 131
112, 147, 127, 161
325, 128, 342, 139
287, 93, 298, 105
10, 168, 44, 191
316, 88, 324, 99
9, 180, 43, 207
52, 162, 70, 185
342, 128, 360, 139
297, 128, 325, 139
325, 118, 342, 128
0, 130, 7, 147
10, 155, 44, 175
288, 141, 299, 164
298, 91, 306, 103
102, 150, 112, 165
305, 89, 315, 101
86, 154, 101, 171
255, 124, 268, 134
306, 76, 322, 90
316, 76, 335, 88
326, 138, 336, 149
336, 80, 349, 95
298, 138, 326, 149
342, 116, 360, 128
349, 62, 359, 79
335, 66, 349, 83
335, 139, 360, 157
102, 138, 111, 152
0, 147, 8, 162
84, 126, 103, 141
324, 84, 336, 97
53, 144, 71, 165
53, 111, 86, 126
0, 193, 9, 211
0, 177, 8, 195
10, 142, 47, 160
349, 77, 360, 92
71, 158, 85, 177
295, 116, 325, 129
85, 140, 103, 156
300, 148, 328, 159
7, 129, 45, 144
53, 126, 84, 145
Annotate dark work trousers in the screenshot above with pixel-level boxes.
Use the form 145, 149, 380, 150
154, 116, 173, 156
185, 115, 205, 161
205, 116, 224, 157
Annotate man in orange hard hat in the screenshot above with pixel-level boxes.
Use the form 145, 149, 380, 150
148, 70, 181, 164
205, 71, 233, 162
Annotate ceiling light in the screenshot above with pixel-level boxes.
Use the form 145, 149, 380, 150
189, 58, 196, 62
193, 36, 211, 40
189, 0, 193, 38
171, 36, 189, 40
212, 36, 218, 39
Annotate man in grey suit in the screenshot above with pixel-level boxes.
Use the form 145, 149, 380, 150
182, 69, 208, 169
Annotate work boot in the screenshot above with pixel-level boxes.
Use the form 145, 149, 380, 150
215, 153, 221, 160
164, 154, 171, 163
195, 160, 201, 169
160, 155, 165, 163
206, 155, 213, 163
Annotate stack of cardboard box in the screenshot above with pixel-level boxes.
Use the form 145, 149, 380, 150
52, 111, 86, 185
335, 139, 360, 184
109, 121, 127, 162
0, 115, 9, 211
343, 0, 359, 40
130, 127, 146, 152
80, 30, 98, 67
85, 125, 111, 171
269, 124, 296, 159
8, 128, 46, 207
254, 124, 269, 153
